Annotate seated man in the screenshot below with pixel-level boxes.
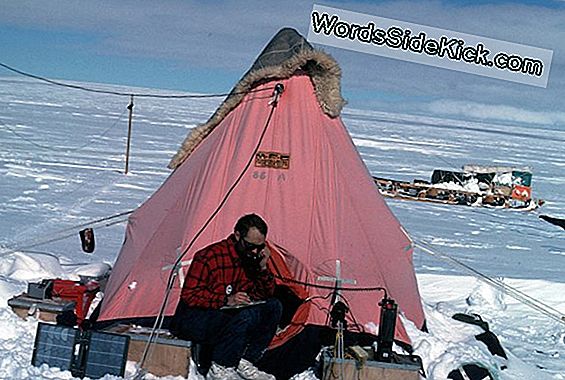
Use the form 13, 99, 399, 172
171, 214, 282, 380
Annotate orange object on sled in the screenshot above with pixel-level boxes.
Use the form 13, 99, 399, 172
52, 279, 98, 323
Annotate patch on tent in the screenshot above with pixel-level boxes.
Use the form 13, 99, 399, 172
255, 151, 290, 170
161, 259, 193, 287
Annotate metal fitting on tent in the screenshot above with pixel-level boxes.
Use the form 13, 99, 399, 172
269, 83, 284, 106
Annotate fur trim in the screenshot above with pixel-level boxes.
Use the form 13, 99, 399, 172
168, 49, 345, 170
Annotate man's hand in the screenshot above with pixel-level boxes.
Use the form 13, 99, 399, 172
226, 292, 251, 306
258, 245, 271, 270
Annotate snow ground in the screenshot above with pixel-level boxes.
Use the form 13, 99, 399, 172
0, 77, 563, 379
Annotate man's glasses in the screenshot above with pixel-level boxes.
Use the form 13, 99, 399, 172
241, 238, 265, 252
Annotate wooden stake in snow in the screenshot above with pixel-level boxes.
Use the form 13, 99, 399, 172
125, 95, 134, 174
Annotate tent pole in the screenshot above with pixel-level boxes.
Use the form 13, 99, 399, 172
124, 95, 134, 174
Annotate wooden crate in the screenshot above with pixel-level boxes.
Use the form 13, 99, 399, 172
322, 351, 420, 380
105, 325, 192, 378
8, 293, 75, 323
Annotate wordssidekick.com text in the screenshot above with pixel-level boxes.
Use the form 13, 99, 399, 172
311, 11, 544, 78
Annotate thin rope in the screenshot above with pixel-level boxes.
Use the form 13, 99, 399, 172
0, 61, 273, 99
273, 274, 388, 294
0, 210, 133, 258
0, 217, 129, 256
415, 240, 565, 325
0, 106, 128, 152
135, 84, 285, 375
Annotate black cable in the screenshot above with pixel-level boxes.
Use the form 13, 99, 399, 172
0, 61, 273, 99
270, 249, 387, 334
137, 83, 285, 373
274, 274, 388, 294
335, 295, 363, 333
267, 247, 388, 294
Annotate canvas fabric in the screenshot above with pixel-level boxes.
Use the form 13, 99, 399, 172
99, 73, 424, 345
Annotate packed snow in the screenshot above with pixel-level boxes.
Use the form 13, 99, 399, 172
0, 77, 563, 379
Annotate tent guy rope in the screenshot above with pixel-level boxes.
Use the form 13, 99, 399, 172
133, 83, 286, 379
0, 106, 128, 152
0, 210, 134, 258
415, 241, 565, 325
0, 61, 275, 99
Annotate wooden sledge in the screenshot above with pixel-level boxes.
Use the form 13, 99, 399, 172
373, 175, 542, 211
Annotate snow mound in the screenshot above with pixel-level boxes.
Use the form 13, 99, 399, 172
466, 279, 507, 311
1, 252, 65, 282
405, 305, 503, 379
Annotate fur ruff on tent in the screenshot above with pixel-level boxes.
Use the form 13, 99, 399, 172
167, 28, 345, 170
98, 27, 425, 378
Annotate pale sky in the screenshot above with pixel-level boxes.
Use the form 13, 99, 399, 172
1, 0, 564, 127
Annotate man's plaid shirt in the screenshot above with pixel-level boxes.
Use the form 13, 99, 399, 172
180, 234, 275, 309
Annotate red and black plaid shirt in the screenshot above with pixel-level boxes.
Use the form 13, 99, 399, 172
180, 234, 275, 309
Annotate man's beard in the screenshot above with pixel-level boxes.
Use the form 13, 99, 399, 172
236, 241, 262, 276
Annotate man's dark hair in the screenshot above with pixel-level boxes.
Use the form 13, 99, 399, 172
234, 214, 268, 237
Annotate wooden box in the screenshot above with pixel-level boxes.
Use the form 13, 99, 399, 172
322, 351, 420, 380
105, 325, 192, 378
8, 293, 75, 323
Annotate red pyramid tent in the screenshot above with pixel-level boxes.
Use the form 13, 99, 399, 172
99, 28, 424, 353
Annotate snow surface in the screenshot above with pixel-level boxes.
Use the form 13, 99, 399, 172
0, 77, 563, 379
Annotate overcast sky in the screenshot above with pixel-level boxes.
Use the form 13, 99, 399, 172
1, 0, 564, 128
